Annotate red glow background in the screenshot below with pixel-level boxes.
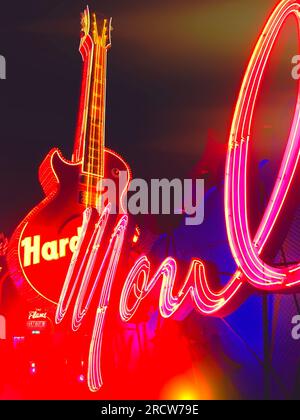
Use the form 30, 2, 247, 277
1, 0, 300, 400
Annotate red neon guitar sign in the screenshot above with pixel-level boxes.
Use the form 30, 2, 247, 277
7, 8, 132, 304
6, 0, 300, 393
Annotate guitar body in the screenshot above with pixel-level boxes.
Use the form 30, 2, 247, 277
7, 10, 132, 307
7, 147, 131, 304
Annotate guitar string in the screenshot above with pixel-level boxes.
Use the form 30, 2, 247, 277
86, 44, 94, 209
88, 37, 99, 208
91, 42, 98, 207
85, 22, 107, 209
93, 26, 106, 211
96, 41, 103, 209
98, 40, 106, 211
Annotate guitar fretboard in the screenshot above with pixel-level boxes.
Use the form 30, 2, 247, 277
82, 44, 106, 178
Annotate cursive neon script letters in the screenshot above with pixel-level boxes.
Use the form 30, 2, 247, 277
55, 0, 300, 392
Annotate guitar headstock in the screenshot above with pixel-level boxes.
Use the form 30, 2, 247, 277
80, 6, 112, 50
80, 6, 91, 43
92, 13, 112, 49
102, 17, 113, 50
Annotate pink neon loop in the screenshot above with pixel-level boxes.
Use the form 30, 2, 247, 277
225, 0, 300, 290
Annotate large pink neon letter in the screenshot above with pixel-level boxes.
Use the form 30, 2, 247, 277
55, 205, 128, 392
225, 0, 300, 290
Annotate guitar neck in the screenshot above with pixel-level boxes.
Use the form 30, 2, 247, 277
82, 43, 107, 178
73, 10, 111, 182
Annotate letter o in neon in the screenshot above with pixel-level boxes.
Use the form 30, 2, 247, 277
225, 0, 300, 290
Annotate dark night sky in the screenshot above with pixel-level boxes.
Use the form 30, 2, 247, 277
0, 0, 297, 235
